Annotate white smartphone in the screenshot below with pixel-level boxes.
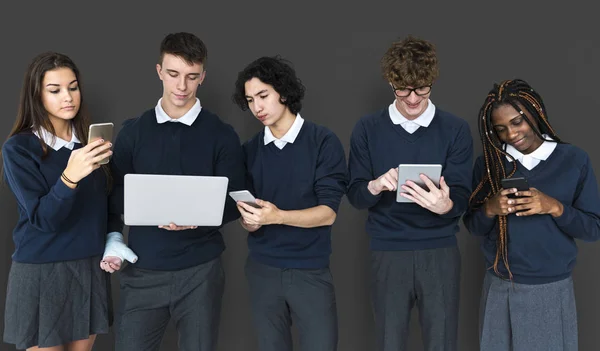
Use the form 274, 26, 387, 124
229, 190, 261, 208
396, 164, 443, 203
88, 122, 114, 165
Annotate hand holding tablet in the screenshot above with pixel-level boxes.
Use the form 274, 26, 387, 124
396, 164, 443, 203
396, 164, 453, 215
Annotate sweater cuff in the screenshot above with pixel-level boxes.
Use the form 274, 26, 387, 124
552, 203, 574, 228
439, 200, 460, 219
52, 177, 79, 199
360, 182, 382, 207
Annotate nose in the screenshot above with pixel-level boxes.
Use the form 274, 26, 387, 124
507, 126, 519, 141
177, 76, 187, 91
63, 90, 73, 102
252, 100, 262, 113
404, 90, 420, 103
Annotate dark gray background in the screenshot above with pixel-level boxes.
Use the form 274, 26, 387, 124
1, 2, 599, 350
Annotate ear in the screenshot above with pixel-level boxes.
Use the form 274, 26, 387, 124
280, 96, 286, 103
197, 70, 207, 86
156, 64, 163, 81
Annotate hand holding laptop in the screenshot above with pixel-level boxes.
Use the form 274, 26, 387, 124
158, 223, 198, 231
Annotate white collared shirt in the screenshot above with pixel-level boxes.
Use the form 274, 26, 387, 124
264, 114, 305, 150
155, 98, 202, 126
33, 126, 80, 151
505, 135, 557, 170
388, 99, 436, 134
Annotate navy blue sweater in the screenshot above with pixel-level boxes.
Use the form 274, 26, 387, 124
243, 121, 348, 269
2, 132, 108, 263
109, 108, 245, 270
347, 108, 473, 250
463, 144, 600, 284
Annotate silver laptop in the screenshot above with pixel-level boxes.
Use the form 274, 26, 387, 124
124, 174, 229, 226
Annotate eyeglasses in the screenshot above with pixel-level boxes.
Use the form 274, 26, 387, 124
391, 85, 432, 97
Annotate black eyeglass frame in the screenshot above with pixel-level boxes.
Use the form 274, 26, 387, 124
391, 84, 432, 97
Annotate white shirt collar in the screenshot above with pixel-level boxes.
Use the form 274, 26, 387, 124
33, 126, 80, 151
505, 135, 557, 169
155, 98, 202, 126
264, 114, 305, 149
388, 99, 436, 127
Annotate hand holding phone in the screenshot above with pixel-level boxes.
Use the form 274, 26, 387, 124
501, 177, 530, 198
88, 123, 114, 165
229, 190, 262, 209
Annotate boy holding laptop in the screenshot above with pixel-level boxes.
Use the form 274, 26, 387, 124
102, 32, 245, 351
346, 36, 473, 351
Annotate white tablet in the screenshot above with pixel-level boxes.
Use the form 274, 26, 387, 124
396, 164, 443, 203
124, 174, 229, 226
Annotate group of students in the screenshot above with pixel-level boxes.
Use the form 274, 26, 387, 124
1, 31, 599, 351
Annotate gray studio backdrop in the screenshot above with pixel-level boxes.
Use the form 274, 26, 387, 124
1, 2, 599, 351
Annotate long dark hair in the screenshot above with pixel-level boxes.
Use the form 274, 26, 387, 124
469, 79, 562, 279
2, 52, 111, 189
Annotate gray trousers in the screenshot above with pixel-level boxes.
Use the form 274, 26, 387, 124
479, 272, 578, 351
115, 257, 224, 351
245, 257, 338, 351
371, 247, 461, 351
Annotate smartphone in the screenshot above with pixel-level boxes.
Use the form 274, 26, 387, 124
501, 177, 529, 198
229, 190, 261, 208
88, 123, 114, 165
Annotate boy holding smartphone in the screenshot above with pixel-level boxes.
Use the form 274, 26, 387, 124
232, 56, 348, 351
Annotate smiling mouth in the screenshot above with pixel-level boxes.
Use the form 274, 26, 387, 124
405, 101, 421, 108
512, 137, 526, 146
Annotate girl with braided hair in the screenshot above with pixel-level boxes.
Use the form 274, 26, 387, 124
463, 79, 600, 350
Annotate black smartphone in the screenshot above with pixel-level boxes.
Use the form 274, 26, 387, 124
501, 177, 530, 198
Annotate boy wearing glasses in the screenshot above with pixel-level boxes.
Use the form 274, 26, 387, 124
347, 36, 473, 351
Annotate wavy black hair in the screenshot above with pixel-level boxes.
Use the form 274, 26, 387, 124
232, 56, 305, 114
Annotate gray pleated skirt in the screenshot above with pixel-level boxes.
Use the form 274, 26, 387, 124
3, 255, 113, 350
479, 272, 577, 351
